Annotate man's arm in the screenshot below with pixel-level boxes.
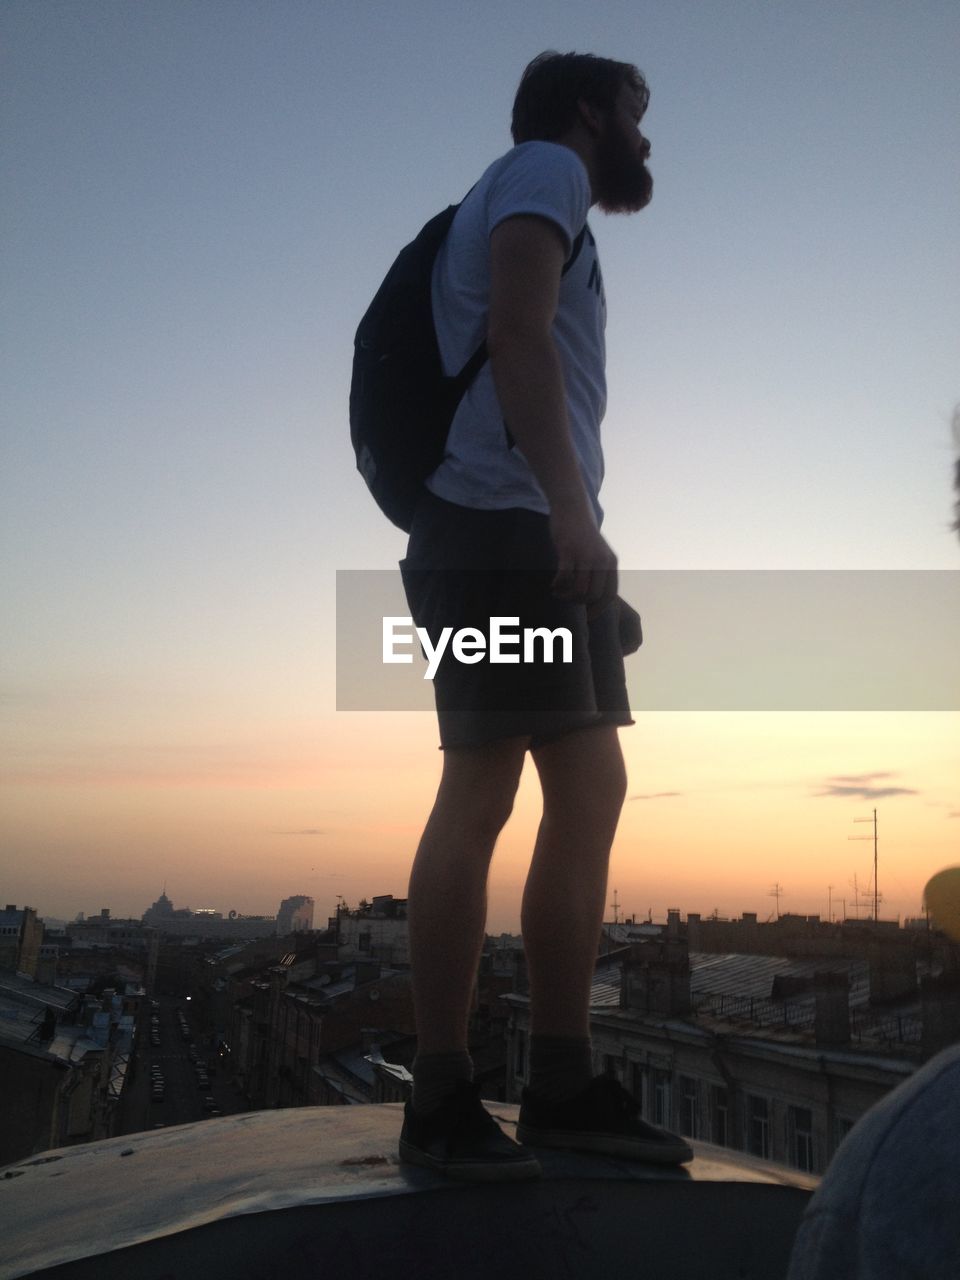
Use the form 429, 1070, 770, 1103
487, 214, 617, 611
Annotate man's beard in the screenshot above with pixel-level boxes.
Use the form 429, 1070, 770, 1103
594, 120, 653, 214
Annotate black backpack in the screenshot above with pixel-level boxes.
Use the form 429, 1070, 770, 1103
349, 204, 587, 533
349, 202, 487, 533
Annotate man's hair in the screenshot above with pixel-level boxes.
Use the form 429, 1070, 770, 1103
511, 51, 649, 145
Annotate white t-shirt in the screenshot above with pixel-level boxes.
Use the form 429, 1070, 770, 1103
426, 141, 607, 522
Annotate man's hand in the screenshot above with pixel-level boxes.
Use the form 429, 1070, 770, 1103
616, 596, 643, 654
549, 498, 618, 614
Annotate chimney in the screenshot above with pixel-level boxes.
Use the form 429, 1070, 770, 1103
621, 936, 691, 1017
814, 971, 850, 1047
687, 913, 702, 952
667, 908, 681, 938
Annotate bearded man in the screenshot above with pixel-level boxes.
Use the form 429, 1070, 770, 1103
398, 51, 691, 1179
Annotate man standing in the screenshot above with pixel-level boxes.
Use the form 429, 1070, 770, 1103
398, 52, 691, 1179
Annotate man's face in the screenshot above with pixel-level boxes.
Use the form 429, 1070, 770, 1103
593, 83, 653, 214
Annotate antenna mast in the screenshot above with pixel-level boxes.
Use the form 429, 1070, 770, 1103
850, 808, 880, 920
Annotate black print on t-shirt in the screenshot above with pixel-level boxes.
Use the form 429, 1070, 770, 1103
587, 257, 605, 304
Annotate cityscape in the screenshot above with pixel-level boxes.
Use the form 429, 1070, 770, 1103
3, 886, 958, 1172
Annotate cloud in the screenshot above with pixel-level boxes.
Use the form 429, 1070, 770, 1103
948, 812, 960, 820
812, 773, 918, 801
831, 772, 895, 784
274, 828, 327, 836
629, 791, 682, 802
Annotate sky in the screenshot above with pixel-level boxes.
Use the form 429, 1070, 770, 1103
2, 0, 958, 933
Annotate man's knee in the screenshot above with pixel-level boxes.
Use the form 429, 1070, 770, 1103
435, 739, 526, 843
464, 787, 518, 843
534, 725, 627, 820
583, 750, 627, 822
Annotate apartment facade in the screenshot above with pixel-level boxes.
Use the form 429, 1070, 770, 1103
504, 916, 957, 1176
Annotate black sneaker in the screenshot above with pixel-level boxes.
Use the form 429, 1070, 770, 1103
399, 1080, 542, 1182
517, 1075, 694, 1165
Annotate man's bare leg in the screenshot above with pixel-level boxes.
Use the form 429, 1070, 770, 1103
522, 723, 627, 1038
407, 735, 529, 1057
515, 723, 693, 1163
400, 734, 543, 1180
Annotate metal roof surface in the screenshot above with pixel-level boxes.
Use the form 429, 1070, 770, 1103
0, 1104, 816, 1280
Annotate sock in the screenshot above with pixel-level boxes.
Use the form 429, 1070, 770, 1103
411, 1050, 474, 1115
529, 1035, 594, 1103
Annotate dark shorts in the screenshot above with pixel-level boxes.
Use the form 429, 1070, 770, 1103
400, 491, 634, 749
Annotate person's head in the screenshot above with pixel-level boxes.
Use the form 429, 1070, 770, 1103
511, 51, 653, 214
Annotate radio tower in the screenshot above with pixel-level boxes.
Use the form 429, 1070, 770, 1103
850, 808, 880, 921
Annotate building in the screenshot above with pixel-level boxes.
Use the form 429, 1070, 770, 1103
0, 904, 44, 979
141, 891, 191, 927
504, 910, 960, 1176
277, 895, 315, 935
335, 895, 409, 965
142, 892, 277, 941
67, 909, 152, 950
225, 942, 417, 1110
0, 971, 135, 1166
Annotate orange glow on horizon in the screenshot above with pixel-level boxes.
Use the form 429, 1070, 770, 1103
2, 711, 955, 932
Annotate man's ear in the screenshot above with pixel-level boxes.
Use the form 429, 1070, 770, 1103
576, 97, 605, 137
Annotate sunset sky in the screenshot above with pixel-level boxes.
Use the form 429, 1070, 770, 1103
3, 1, 958, 933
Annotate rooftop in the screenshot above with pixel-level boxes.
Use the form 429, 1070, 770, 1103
581, 949, 926, 1054
0, 1104, 815, 1280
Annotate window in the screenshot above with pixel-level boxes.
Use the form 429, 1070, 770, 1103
747, 1094, 770, 1159
604, 1054, 618, 1080
711, 1085, 729, 1146
631, 1062, 646, 1113
679, 1075, 699, 1138
653, 1069, 672, 1128
788, 1106, 814, 1172
358, 932, 371, 953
